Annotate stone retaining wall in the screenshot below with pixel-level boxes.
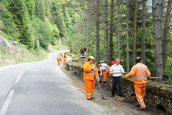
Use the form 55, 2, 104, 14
65, 62, 172, 114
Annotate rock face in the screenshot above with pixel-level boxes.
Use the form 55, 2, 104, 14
65, 62, 172, 114
0, 36, 11, 48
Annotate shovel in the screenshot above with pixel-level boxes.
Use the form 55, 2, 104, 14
97, 80, 106, 100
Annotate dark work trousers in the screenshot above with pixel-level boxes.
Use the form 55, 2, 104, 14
112, 76, 122, 96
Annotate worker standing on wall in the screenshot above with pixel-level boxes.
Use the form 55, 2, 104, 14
83, 56, 99, 100
125, 57, 151, 110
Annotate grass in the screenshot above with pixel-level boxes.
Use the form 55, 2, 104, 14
15, 48, 49, 63
0, 43, 49, 66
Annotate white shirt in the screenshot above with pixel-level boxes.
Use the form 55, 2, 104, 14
110, 64, 125, 77
99, 63, 108, 71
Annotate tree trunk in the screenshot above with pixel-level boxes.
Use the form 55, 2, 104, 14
117, 0, 121, 58
133, 0, 138, 64
86, 0, 92, 55
152, 0, 163, 81
126, 0, 130, 72
141, 0, 147, 64
109, 0, 114, 64
96, 0, 100, 64
104, 0, 109, 63
162, 0, 172, 72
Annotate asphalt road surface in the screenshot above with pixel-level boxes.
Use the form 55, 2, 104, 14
0, 52, 107, 115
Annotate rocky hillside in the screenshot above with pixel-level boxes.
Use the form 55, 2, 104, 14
0, 36, 48, 67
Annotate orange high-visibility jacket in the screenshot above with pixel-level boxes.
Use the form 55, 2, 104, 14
127, 63, 151, 84
57, 55, 62, 61
63, 55, 67, 63
57, 56, 60, 61
102, 66, 110, 74
102, 66, 111, 80
107, 66, 111, 76
83, 62, 98, 80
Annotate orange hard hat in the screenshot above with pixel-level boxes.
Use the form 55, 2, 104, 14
89, 56, 94, 60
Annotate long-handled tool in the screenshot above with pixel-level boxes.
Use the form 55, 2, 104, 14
110, 72, 128, 74
97, 81, 106, 100
110, 72, 128, 78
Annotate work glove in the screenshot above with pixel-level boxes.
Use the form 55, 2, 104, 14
124, 74, 128, 78
91, 64, 95, 71
91, 67, 95, 71
96, 76, 100, 82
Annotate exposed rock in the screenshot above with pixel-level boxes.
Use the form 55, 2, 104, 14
0, 35, 11, 48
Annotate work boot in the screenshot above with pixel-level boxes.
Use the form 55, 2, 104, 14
118, 94, 123, 97
87, 98, 92, 100
136, 107, 146, 111
135, 104, 140, 108
91, 97, 95, 99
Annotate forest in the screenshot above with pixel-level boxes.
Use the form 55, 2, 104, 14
0, 0, 172, 83
0, 0, 80, 49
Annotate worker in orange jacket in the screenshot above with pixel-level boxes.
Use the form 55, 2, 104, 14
102, 66, 110, 82
83, 56, 99, 100
57, 54, 62, 66
125, 57, 151, 110
63, 53, 67, 63
99, 62, 110, 82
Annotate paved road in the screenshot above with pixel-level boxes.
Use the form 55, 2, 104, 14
0, 52, 106, 115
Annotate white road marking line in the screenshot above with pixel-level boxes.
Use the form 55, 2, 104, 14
0, 90, 15, 115
15, 67, 32, 85
15, 72, 24, 84
0, 69, 29, 115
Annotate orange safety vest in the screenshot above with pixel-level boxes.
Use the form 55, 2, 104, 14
57, 56, 60, 61
127, 63, 151, 84
63, 55, 67, 63
102, 66, 110, 75
83, 62, 98, 80
58, 55, 62, 61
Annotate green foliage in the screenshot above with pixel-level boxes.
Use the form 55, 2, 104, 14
0, 0, 80, 49
32, 18, 58, 49
35, 0, 45, 21
0, 1, 20, 41
25, 0, 35, 20
51, 1, 67, 38
3, 0, 34, 48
